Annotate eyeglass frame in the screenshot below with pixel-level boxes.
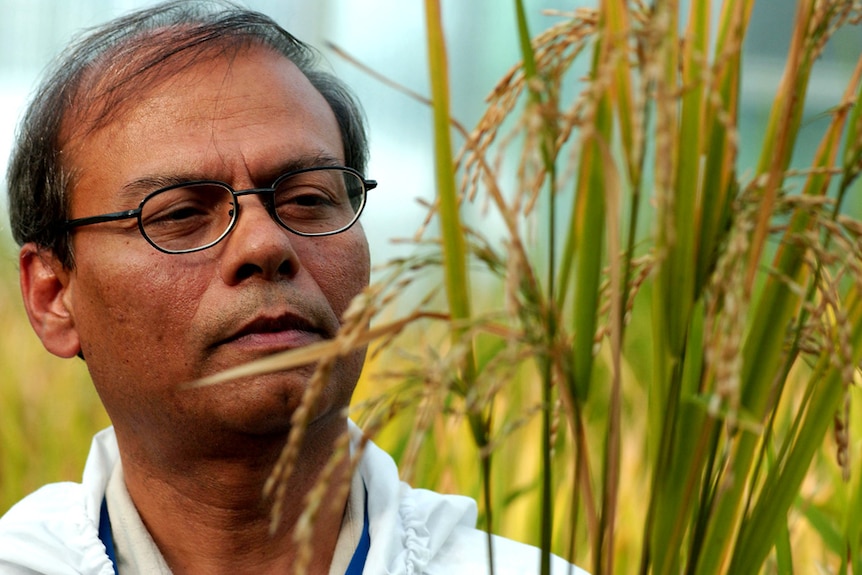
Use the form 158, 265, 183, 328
62, 165, 377, 255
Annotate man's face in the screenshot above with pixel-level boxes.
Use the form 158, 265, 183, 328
58, 46, 370, 452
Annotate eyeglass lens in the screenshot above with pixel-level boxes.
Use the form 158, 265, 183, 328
139, 168, 365, 253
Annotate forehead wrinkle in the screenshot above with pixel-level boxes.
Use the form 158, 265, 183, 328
70, 139, 343, 214
115, 151, 346, 206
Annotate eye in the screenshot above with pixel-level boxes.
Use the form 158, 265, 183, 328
139, 184, 234, 249
277, 186, 337, 207
273, 174, 346, 222
143, 195, 217, 228
151, 203, 209, 223
268, 169, 363, 234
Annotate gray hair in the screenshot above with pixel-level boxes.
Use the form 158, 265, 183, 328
7, 0, 370, 268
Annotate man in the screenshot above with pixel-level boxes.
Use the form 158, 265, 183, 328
0, 1, 583, 573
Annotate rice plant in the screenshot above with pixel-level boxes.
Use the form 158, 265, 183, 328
248, 0, 862, 572
4, 1, 862, 573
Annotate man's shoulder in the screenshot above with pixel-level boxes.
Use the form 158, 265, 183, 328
0, 427, 117, 531
429, 523, 588, 575
356, 426, 587, 574
0, 481, 101, 574
1, 480, 84, 521
0, 428, 118, 574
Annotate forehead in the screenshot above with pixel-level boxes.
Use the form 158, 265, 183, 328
62, 45, 342, 196
63, 27, 294, 137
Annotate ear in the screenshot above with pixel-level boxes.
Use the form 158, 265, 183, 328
19, 243, 81, 359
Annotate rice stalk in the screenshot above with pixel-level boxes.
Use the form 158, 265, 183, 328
170, 2, 862, 572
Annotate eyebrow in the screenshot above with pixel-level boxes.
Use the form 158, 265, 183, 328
117, 152, 346, 204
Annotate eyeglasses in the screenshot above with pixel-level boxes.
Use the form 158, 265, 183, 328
63, 166, 376, 254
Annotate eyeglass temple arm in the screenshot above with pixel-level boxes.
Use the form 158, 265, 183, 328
64, 209, 139, 229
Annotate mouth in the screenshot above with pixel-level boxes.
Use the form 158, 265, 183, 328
219, 312, 326, 352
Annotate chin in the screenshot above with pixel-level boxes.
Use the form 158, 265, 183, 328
212, 369, 350, 435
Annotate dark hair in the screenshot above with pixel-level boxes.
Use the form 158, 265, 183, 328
7, 0, 369, 268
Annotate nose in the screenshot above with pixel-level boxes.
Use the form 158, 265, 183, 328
218, 194, 300, 284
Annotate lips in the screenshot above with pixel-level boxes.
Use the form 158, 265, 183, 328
218, 312, 326, 351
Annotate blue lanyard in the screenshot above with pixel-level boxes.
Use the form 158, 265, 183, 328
98, 497, 119, 575
98, 491, 370, 575
345, 489, 371, 575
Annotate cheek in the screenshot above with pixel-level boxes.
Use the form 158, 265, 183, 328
306, 231, 370, 319
72, 250, 207, 363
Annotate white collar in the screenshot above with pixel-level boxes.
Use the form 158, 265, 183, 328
104, 457, 365, 574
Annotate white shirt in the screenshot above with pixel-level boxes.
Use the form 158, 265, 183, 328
0, 423, 586, 574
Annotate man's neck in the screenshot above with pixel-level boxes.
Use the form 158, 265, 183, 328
116, 419, 352, 575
